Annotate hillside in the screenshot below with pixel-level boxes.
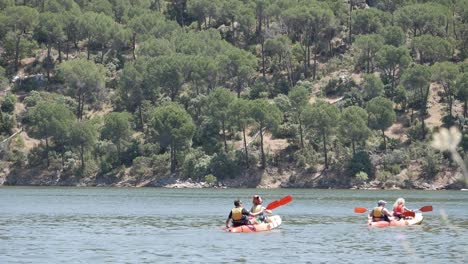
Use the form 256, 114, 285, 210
1, 0, 468, 190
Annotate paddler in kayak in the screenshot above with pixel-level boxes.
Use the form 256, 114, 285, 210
250, 195, 272, 223
369, 200, 393, 222
392, 197, 413, 220
226, 199, 258, 228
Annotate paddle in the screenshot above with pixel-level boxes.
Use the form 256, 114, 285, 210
402, 205, 433, 218
266, 195, 293, 210
354, 207, 368, 213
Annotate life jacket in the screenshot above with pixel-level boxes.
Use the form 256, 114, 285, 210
393, 205, 403, 217
231, 207, 248, 226
251, 205, 262, 214
231, 208, 243, 221
372, 206, 385, 221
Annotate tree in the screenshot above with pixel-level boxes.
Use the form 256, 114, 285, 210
288, 84, 309, 149
401, 65, 432, 139
412, 35, 453, 64
375, 45, 411, 96
149, 103, 195, 173
36, 12, 65, 81
2, 6, 39, 72
26, 102, 75, 167
101, 112, 132, 165
366, 96, 396, 151
304, 100, 339, 169
339, 105, 370, 155
354, 34, 384, 73
228, 98, 252, 167
249, 99, 283, 169
352, 8, 389, 35
380, 26, 405, 47
57, 58, 107, 120
207, 87, 235, 152
70, 120, 97, 170
396, 3, 450, 38
431, 62, 460, 119
456, 72, 468, 118
219, 47, 256, 98
362, 74, 384, 101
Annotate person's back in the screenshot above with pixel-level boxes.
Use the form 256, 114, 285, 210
226, 199, 251, 228
370, 200, 391, 222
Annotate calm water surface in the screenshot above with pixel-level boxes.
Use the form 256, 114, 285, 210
0, 187, 467, 263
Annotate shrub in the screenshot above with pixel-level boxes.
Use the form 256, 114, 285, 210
355, 171, 369, 182
209, 152, 240, 180
1, 93, 16, 113
347, 151, 373, 178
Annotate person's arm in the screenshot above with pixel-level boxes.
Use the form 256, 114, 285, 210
226, 212, 232, 228
263, 207, 272, 214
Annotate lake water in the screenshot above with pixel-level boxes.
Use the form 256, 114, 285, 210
0, 187, 467, 263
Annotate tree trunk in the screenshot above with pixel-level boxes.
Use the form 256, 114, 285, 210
299, 118, 304, 149
222, 119, 227, 152
170, 144, 177, 173
381, 129, 387, 151
45, 137, 50, 167
243, 126, 249, 168
260, 126, 265, 169
80, 143, 85, 170
261, 40, 265, 77
322, 133, 328, 169
14, 34, 21, 73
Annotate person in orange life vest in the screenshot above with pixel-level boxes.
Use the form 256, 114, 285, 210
392, 197, 413, 220
369, 200, 393, 222
226, 199, 257, 228
250, 195, 272, 223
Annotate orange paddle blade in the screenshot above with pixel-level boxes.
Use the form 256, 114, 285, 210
266, 195, 293, 210
354, 207, 368, 213
420, 205, 433, 212
402, 211, 415, 218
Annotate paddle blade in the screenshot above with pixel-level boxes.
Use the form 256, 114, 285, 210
266, 195, 293, 210
266, 200, 279, 210
420, 205, 433, 212
402, 211, 415, 218
354, 207, 368, 213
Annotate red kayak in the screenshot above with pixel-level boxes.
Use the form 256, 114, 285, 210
368, 213, 423, 227
226, 215, 282, 233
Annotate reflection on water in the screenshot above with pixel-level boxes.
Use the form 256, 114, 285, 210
0, 187, 467, 263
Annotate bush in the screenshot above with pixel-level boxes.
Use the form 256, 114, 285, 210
204, 174, 217, 185
209, 152, 240, 180
182, 149, 211, 181
1, 93, 16, 113
355, 171, 368, 182
347, 151, 373, 178
422, 150, 442, 179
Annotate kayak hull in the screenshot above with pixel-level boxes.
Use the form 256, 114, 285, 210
227, 215, 282, 233
368, 213, 423, 227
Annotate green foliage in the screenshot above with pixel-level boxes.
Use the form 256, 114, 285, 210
204, 174, 217, 185
347, 151, 373, 179
1, 92, 16, 113
422, 150, 443, 179
379, 26, 406, 47
323, 77, 355, 96
209, 152, 240, 180
181, 148, 211, 181
149, 102, 195, 173
355, 171, 369, 182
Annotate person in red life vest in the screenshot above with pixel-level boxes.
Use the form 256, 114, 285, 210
226, 199, 257, 228
392, 197, 413, 220
369, 200, 393, 222
250, 195, 272, 223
